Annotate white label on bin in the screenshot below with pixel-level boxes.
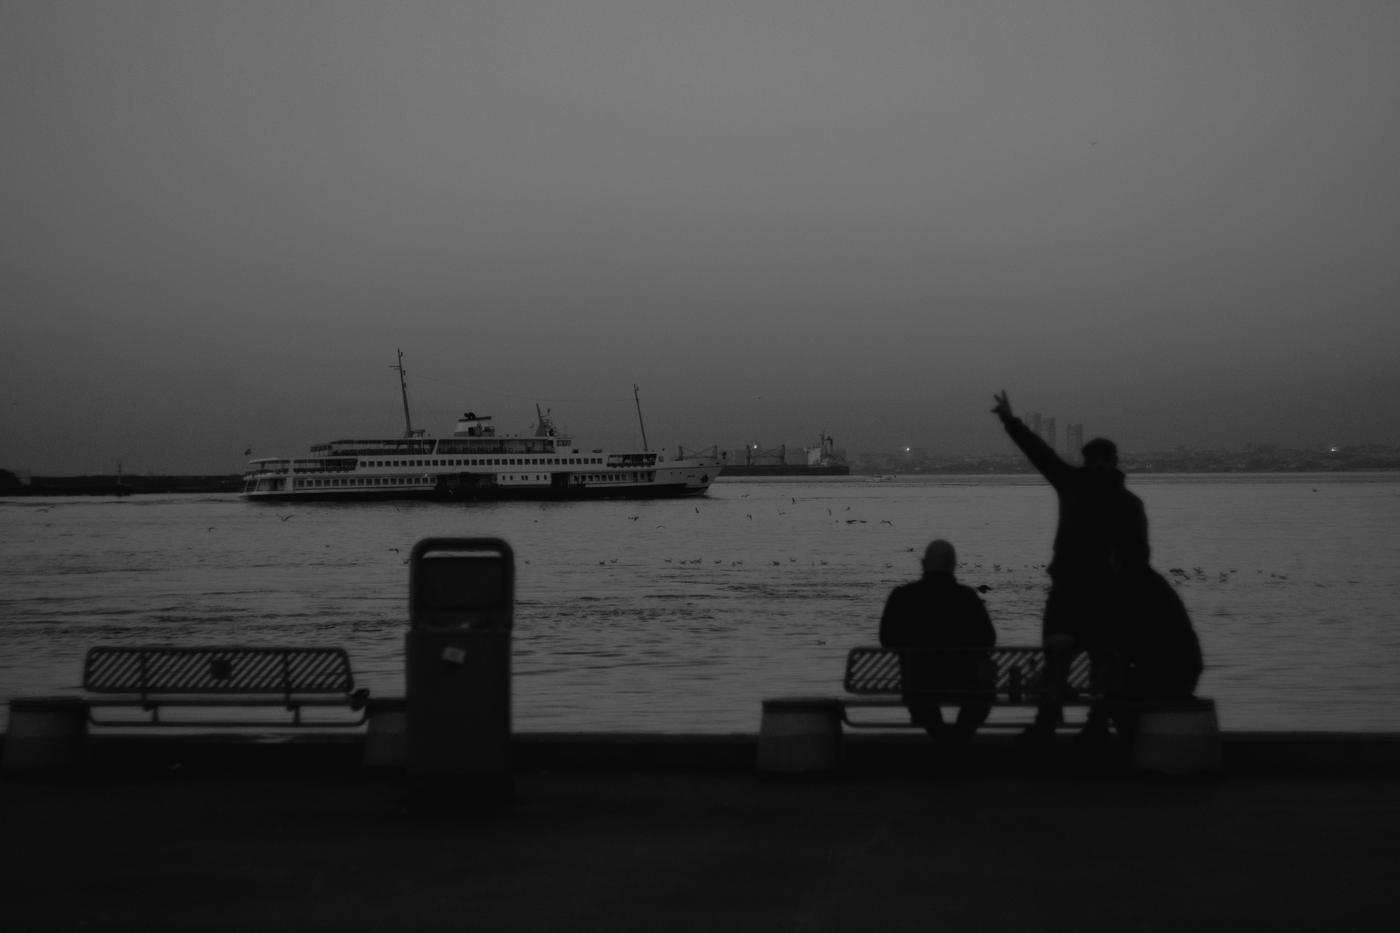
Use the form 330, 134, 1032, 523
442, 646, 467, 665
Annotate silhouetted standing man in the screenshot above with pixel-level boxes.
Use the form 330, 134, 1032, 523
880, 539, 998, 741
991, 391, 1147, 739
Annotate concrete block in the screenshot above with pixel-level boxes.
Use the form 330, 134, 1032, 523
4, 697, 89, 773
363, 697, 407, 770
757, 697, 844, 775
1132, 698, 1223, 776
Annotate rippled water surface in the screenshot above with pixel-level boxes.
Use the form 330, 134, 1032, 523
3, 474, 1399, 732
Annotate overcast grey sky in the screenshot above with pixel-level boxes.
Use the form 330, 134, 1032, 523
4, 1, 1398, 474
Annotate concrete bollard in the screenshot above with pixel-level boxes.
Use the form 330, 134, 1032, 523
1132, 698, 1223, 777
363, 697, 407, 770
4, 697, 90, 773
757, 697, 844, 776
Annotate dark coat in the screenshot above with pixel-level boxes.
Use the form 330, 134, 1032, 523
879, 573, 997, 651
880, 573, 997, 700
1112, 566, 1205, 699
998, 415, 1203, 698
1000, 416, 1148, 579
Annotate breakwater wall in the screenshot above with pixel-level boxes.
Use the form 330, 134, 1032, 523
5, 730, 1399, 778
1, 474, 242, 495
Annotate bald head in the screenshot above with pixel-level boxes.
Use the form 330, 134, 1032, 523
922, 539, 957, 575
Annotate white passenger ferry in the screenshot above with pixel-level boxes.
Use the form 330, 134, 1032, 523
242, 355, 719, 501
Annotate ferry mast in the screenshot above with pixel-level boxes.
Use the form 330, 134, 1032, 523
633, 383, 650, 451
393, 349, 418, 439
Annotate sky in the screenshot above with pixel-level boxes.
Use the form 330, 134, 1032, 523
4, 1, 1399, 474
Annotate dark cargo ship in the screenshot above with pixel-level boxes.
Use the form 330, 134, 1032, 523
719, 433, 849, 477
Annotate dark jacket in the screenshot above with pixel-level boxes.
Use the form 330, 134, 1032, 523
999, 416, 1148, 579
880, 572, 996, 699
1114, 566, 1205, 699
879, 573, 997, 650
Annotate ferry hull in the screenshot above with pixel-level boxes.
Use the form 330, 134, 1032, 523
243, 463, 717, 502
243, 482, 709, 503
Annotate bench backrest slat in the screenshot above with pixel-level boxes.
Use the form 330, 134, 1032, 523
84, 647, 354, 695
844, 646, 1095, 697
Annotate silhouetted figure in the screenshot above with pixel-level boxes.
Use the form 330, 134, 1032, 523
992, 391, 1149, 740
1113, 566, 1204, 701
880, 539, 998, 741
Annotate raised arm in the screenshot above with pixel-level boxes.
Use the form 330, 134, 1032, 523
992, 390, 1073, 488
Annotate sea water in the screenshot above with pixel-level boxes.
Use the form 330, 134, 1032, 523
2, 473, 1398, 733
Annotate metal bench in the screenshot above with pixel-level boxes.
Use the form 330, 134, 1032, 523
841, 645, 1103, 728
83, 646, 370, 727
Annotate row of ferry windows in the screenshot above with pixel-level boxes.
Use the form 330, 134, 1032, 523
364, 457, 603, 468
301, 477, 426, 488
297, 472, 652, 489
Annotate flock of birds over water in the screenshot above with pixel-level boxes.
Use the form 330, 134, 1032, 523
16, 496, 1303, 596
253, 492, 1301, 588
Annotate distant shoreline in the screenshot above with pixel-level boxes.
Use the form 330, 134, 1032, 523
5, 465, 1399, 497
0, 474, 243, 496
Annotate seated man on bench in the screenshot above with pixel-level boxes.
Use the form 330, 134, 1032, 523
879, 539, 998, 742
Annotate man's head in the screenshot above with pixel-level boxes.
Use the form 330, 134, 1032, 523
1081, 437, 1119, 471
922, 539, 957, 575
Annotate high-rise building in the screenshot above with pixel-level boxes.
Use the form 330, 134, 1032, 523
1029, 412, 1042, 438
1066, 423, 1085, 457
1044, 417, 1057, 453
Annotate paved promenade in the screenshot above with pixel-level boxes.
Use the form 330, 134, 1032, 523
3, 733, 1399, 932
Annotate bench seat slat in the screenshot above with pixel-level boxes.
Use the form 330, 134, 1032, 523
86, 697, 362, 708
82, 646, 366, 728
843, 646, 1099, 701
838, 645, 1106, 730
84, 646, 354, 694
